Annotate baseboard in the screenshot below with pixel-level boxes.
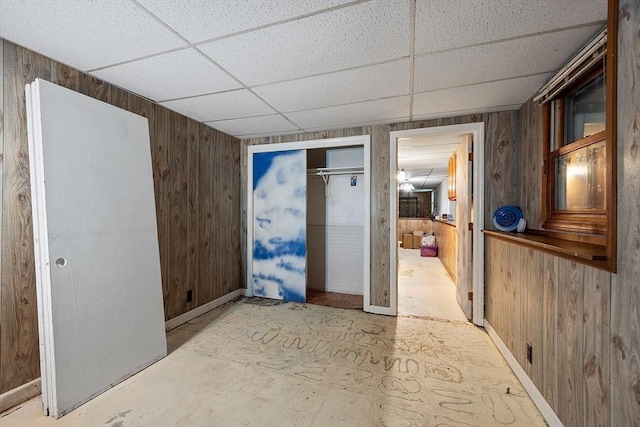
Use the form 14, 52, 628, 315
484, 320, 563, 427
0, 378, 41, 414
165, 288, 246, 331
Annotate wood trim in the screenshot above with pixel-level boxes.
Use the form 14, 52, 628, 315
0, 378, 40, 414
605, 0, 618, 273
483, 230, 610, 271
485, 321, 563, 427
556, 131, 606, 156
539, 4, 618, 273
433, 218, 456, 228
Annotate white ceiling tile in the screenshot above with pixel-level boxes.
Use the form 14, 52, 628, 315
285, 96, 410, 130
414, 25, 602, 93
413, 75, 548, 118
138, 0, 353, 44
199, 0, 409, 86
415, 0, 606, 54
254, 60, 409, 112
207, 115, 300, 137
92, 48, 241, 102
0, 0, 185, 71
159, 90, 276, 122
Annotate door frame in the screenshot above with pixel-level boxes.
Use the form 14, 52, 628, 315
389, 123, 485, 326
246, 135, 372, 310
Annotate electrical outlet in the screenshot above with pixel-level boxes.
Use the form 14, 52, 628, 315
186, 289, 193, 303
526, 343, 533, 364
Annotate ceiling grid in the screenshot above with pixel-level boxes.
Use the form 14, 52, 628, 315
0, 0, 606, 138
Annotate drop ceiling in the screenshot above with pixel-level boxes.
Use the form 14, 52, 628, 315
0, 0, 606, 139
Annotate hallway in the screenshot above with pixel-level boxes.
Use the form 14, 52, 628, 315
397, 248, 468, 322
2, 296, 545, 426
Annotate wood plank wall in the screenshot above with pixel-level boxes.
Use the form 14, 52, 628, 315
490, 2, 639, 424
611, 1, 640, 425
397, 218, 433, 238
0, 40, 242, 395
432, 220, 457, 282
242, 110, 519, 308
485, 236, 611, 426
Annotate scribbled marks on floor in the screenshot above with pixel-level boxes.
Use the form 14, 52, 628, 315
180, 302, 545, 426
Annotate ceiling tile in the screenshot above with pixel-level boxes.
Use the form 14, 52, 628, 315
415, 0, 606, 54
92, 48, 241, 102
414, 25, 602, 93
199, 0, 409, 86
138, 0, 353, 44
413, 75, 548, 118
159, 90, 276, 122
285, 96, 410, 130
0, 0, 185, 71
208, 115, 301, 138
254, 60, 409, 112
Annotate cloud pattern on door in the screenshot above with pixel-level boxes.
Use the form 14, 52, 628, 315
253, 150, 306, 302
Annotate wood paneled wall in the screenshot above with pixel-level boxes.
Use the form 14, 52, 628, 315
485, 236, 611, 426
432, 220, 456, 282
491, 2, 640, 424
397, 218, 433, 238
242, 110, 520, 308
611, 1, 640, 425
0, 40, 242, 395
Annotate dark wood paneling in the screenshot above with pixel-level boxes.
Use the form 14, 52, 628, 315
51, 62, 79, 92
197, 123, 214, 305
612, 1, 640, 425
153, 104, 172, 315
169, 112, 188, 319
186, 120, 199, 312
0, 39, 242, 394
0, 42, 50, 393
519, 98, 543, 228
78, 73, 110, 103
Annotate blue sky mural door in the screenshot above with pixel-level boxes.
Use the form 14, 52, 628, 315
252, 150, 307, 302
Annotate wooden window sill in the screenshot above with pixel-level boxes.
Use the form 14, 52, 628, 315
483, 229, 609, 270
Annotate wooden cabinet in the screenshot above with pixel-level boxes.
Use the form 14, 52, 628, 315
448, 153, 457, 201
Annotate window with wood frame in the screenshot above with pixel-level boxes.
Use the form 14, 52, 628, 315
536, 21, 617, 272
543, 63, 606, 234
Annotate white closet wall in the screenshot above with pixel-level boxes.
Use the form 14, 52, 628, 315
325, 148, 364, 295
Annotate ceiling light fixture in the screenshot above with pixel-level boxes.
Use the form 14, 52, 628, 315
399, 180, 415, 192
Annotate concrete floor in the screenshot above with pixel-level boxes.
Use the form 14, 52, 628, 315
3, 295, 546, 426
397, 248, 468, 322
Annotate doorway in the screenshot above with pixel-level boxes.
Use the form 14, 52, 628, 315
389, 123, 485, 326
246, 135, 373, 311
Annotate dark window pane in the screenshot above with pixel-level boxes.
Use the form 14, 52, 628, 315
564, 73, 605, 145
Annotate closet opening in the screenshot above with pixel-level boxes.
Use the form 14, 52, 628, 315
246, 135, 373, 312
306, 147, 365, 309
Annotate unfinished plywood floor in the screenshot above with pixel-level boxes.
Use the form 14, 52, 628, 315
398, 248, 468, 322
2, 299, 545, 427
